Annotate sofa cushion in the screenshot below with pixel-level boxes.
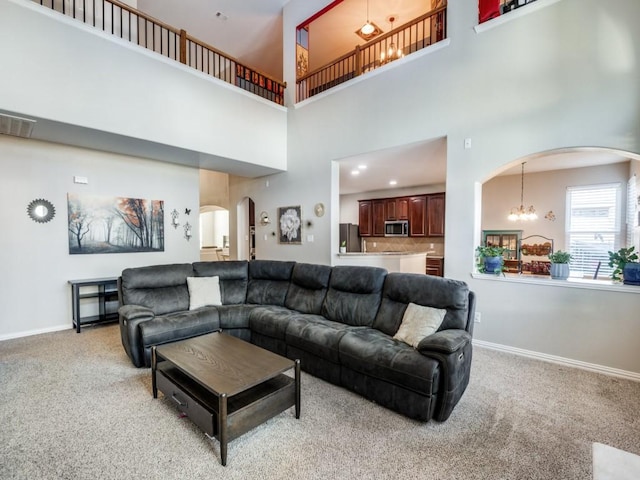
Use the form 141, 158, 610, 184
187, 276, 222, 310
249, 305, 298, 340
121, 263, 193, 315
193, 261, 248, 305
138, 308, 220, 348
393, 303, 446, 348
285, 315, 353, 364
339, 328, 440, 396
285, 263, 332, 314
247, 260, 295, 306
216, 304, 258, 330
321, 266, 386, 327
373, 273, 470, 336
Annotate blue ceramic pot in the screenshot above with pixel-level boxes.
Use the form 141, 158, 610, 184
623, 262, 640, 285
550, 263, 570, 280
484, 256, 503, 274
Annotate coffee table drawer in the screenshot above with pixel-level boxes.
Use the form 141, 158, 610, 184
156, 367, 217, 437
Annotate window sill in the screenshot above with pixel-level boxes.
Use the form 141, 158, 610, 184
474, 0, 564, 34
470, 272, 640, 294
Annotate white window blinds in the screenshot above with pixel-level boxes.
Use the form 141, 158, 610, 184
566, 183, 621, 279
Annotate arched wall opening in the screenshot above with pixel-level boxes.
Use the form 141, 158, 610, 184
199, 205, 229, 261
477, 147, 640, 280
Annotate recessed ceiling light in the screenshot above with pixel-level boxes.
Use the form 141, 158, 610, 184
358, 164, 367, 170
351, 170, 360, 175
389, 180, 397, 185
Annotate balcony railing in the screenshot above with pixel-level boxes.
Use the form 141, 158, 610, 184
296, 3, 447, 103
32, 0, 286, 105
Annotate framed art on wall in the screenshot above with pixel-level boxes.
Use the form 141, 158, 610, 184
278, 205, 302, 245
67, 193, 164, 254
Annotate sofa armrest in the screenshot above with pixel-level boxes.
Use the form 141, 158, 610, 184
118, 305, 155, 368
119, 304, 155, 321
417, 329, 471, 354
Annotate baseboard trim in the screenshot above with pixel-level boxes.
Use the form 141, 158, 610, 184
473, 339, 640, 382
0, 324, 70, 342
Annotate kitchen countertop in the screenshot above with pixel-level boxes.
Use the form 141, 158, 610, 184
338, 251, 443, 258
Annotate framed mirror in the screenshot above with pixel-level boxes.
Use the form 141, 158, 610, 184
27, 198, 55, 223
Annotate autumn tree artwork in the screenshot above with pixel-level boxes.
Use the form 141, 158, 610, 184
67, 194, 164, 254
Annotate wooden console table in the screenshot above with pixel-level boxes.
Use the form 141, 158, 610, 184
69, 277, 119, 333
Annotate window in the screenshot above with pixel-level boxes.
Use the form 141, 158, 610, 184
627, 175, 638, 247
566, 183, 621, 279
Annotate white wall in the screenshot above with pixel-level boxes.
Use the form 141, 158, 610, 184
0, 136, 200, 339
0, 0, 287, 176
229, 0, 640, 375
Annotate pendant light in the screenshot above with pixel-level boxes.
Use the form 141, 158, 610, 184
508, 162, 537, 221
360, 0, 375, 35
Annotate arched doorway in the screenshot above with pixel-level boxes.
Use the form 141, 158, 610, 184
199, 205, 229, 261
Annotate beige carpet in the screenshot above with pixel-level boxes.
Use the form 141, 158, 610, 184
1, 324, 639, 479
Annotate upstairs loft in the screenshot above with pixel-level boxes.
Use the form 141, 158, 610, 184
32, 0, 452, 105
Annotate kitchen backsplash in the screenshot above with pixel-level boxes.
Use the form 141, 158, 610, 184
361, 237, 445, 255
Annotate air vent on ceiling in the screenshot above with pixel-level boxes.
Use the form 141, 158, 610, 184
0, 113, 36, 138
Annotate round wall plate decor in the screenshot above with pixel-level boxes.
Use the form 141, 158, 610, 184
27, 198, 56, 223
314, 203, 325, 217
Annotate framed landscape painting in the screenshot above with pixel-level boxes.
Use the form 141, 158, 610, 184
278, 205, 302, 245
67, 193, 164, 254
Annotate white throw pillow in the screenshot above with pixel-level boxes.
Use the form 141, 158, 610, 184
393, 302, 447, 348
187, 276, 222, 310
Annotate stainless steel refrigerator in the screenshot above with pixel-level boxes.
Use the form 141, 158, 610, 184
339, 223, 361, 252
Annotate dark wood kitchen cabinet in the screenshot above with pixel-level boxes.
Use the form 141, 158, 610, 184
426, 257, 444, 277
427, 193, 445, 237
385, 198, 397, 220
397, 197, 409, 220
359, 200, 385, 236
358, 201, 372, 236
409, 196, 426, 236
372, 200, 385, 236
385, 197, 409, 221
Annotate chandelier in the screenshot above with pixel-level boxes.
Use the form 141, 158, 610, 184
508, 162, 538, 221
380, 16, 403, 64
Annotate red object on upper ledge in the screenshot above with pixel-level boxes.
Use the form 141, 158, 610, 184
479, 0, 501, 23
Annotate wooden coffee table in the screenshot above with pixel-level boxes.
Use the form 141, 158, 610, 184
151, 331, 300, 466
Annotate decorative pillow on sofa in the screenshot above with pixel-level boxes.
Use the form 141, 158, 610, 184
393, 302, 447, 348
187, 276, 222, 310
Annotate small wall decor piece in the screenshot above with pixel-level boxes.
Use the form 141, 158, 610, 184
185, 208, 191, 215
260, 211, 271, 226
278, 205, 302, 245
314, 202, 325, 217
184, 221, 192, 241
27, 198, 55, 223
170, 209, 180, 229
67, 193, 164, 254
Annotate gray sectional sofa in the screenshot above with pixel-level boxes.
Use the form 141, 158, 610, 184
117, 260, 475, 422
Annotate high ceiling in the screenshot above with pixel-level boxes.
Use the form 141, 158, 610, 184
133, 1, 633, 195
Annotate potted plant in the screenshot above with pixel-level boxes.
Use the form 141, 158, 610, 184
339, 240, 347, 254
476, 245, 506, 274
608, 246, 640, 284
548, 250, 572, 280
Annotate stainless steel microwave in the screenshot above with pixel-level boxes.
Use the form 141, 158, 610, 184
384, 220, 409, 237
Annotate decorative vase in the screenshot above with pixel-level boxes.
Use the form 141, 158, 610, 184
483, 256, 503, 274
550, 263, 570, 280
623, 262, 640, 285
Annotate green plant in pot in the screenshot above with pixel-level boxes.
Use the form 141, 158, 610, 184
339, 240, 347, 254
476, 245, 506, 274
548, 250, 572, 280
608, 246, 640, 284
